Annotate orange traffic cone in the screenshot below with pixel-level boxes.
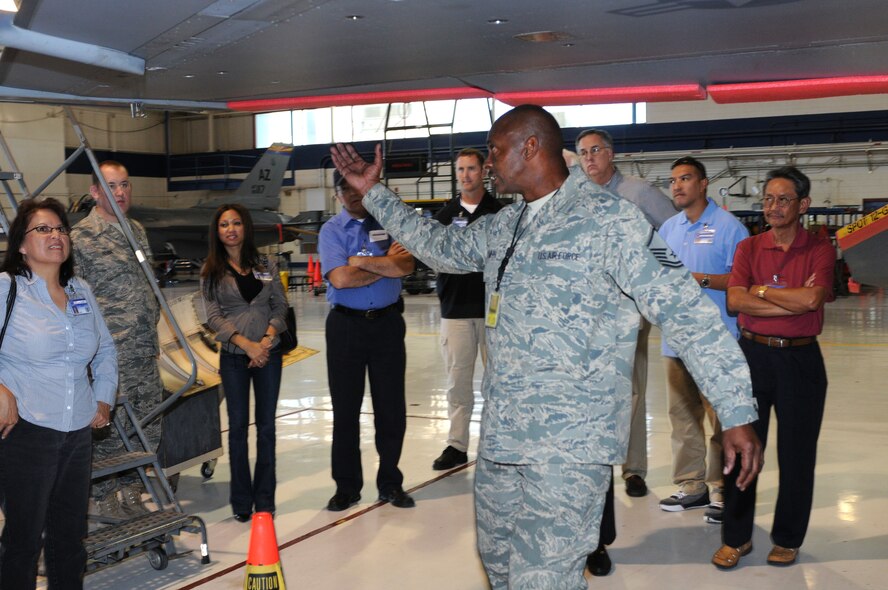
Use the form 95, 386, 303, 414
306, 256, 315, 287
243, 512, 286, 590
313, 263, 322, 291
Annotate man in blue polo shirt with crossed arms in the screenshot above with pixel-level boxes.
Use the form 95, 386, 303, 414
320, 172, 417, 512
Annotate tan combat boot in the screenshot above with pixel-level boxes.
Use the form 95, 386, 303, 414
119, 484, 149, 516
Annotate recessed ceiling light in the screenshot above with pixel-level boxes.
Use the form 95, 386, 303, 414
146, 66, 167, 72
488, 18, 508, 25
217, 71, 228, 76
183, 74, 196, 79
345, 15, 363, 20
270, 80, 281, 85
562, 43, 574, 48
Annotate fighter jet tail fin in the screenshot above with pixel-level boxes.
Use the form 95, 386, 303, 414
196, 143, 293, 211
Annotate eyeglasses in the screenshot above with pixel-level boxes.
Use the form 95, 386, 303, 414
578, 145, 608, 157
761, 195, 800, 208
25, 224, 70, 236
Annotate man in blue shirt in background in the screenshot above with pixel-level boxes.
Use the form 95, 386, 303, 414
658, 156, 749, 524
319, 172, 416, 511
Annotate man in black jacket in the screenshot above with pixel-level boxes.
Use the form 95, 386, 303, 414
431, 148, 503, 470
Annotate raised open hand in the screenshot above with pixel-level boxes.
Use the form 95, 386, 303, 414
330, 143, 383, 195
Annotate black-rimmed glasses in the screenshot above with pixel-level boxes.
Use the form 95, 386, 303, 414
25, 224, 70, 236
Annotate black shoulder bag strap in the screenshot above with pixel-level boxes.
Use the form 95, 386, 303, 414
0, 273, 17, 350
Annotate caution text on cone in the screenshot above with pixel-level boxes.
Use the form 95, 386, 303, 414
244, 512, 286, 590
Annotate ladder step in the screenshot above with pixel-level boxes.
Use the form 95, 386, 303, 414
92, 451, 157, 478
85, 510, 197, 558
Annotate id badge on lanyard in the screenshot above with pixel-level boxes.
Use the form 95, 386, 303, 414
68, 285, 92, 315
485, 292, 501, 328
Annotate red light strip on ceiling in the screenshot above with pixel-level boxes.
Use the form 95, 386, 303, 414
228, 87, 492, 111
709, 75, 888, 103
227, 76, 888, 112
496, 84, 706, 106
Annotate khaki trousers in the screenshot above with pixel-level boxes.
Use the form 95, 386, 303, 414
440, 317, 487, 453
664, 356, 723, 498
622, 318, 650, 480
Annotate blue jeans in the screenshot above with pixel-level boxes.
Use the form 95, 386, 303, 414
0, 420, 92, 590
219, 348, 283, 514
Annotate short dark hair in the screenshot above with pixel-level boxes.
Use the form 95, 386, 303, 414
575, 129, 614, 150
1, 198, 75, 286
333, 170, 350, 192
671, 156, 707, 179
91, 160, 127, 187
764, 166, 810, 199
455, 148, 485, 167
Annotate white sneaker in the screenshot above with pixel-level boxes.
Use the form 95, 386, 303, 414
659, 489, 710, 512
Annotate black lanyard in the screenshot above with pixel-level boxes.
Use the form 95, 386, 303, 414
494, 202, 529, 293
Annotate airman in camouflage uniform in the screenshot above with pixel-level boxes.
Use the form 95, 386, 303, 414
331, 105, 763, 590
71, 161, 162, 518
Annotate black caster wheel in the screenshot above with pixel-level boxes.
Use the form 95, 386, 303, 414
200, 459, 217, 479
147, 547, 169, 570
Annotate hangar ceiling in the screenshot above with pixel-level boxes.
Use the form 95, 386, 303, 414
0, 0, 886, 110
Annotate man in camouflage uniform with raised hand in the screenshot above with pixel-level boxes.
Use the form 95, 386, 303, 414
331, 105, 763, 589
72, 160, 163, 518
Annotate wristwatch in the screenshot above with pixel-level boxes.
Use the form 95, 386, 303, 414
700, 275, 711, 289
756, 285, 769, 299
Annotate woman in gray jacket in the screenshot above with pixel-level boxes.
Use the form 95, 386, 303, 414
200, 204, 288, 522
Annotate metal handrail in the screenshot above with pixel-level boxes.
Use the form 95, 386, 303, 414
63, 107, 197, 429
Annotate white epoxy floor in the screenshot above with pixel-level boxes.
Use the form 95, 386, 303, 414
65, 287, 888, 589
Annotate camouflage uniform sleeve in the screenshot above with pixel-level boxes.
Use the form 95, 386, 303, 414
364, 183, 490, 274
71, 229, 93, 288
603, 205, 757, 429
129, 219, 160, 326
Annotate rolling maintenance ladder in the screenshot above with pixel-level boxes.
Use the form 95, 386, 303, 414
87, 395, 210, 571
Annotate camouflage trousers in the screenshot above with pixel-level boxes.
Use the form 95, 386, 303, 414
91, 357, 164, 499
475, 458, 611, 590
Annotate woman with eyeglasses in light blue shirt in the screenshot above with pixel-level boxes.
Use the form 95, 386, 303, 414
0, 198, 118, 589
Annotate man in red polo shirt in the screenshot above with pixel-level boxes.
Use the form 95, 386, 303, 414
713, 166, 835, 570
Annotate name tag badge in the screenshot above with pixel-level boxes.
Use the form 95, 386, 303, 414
694, 227, 716, 245
485, 292, 501, 328
452, 217, 469, 228
369, 229, 389, 242
70, 298, 92, 315
253, 270, 273, 282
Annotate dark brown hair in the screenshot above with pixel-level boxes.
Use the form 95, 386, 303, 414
201, 203, 260, 300
1, 198, 75, 286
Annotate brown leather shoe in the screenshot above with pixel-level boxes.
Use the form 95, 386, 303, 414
767, 545, 799, 566
712, 541, 752, 569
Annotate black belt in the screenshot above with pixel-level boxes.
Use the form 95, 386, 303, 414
741, 328, 816, 349
332, 300, 401, 319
